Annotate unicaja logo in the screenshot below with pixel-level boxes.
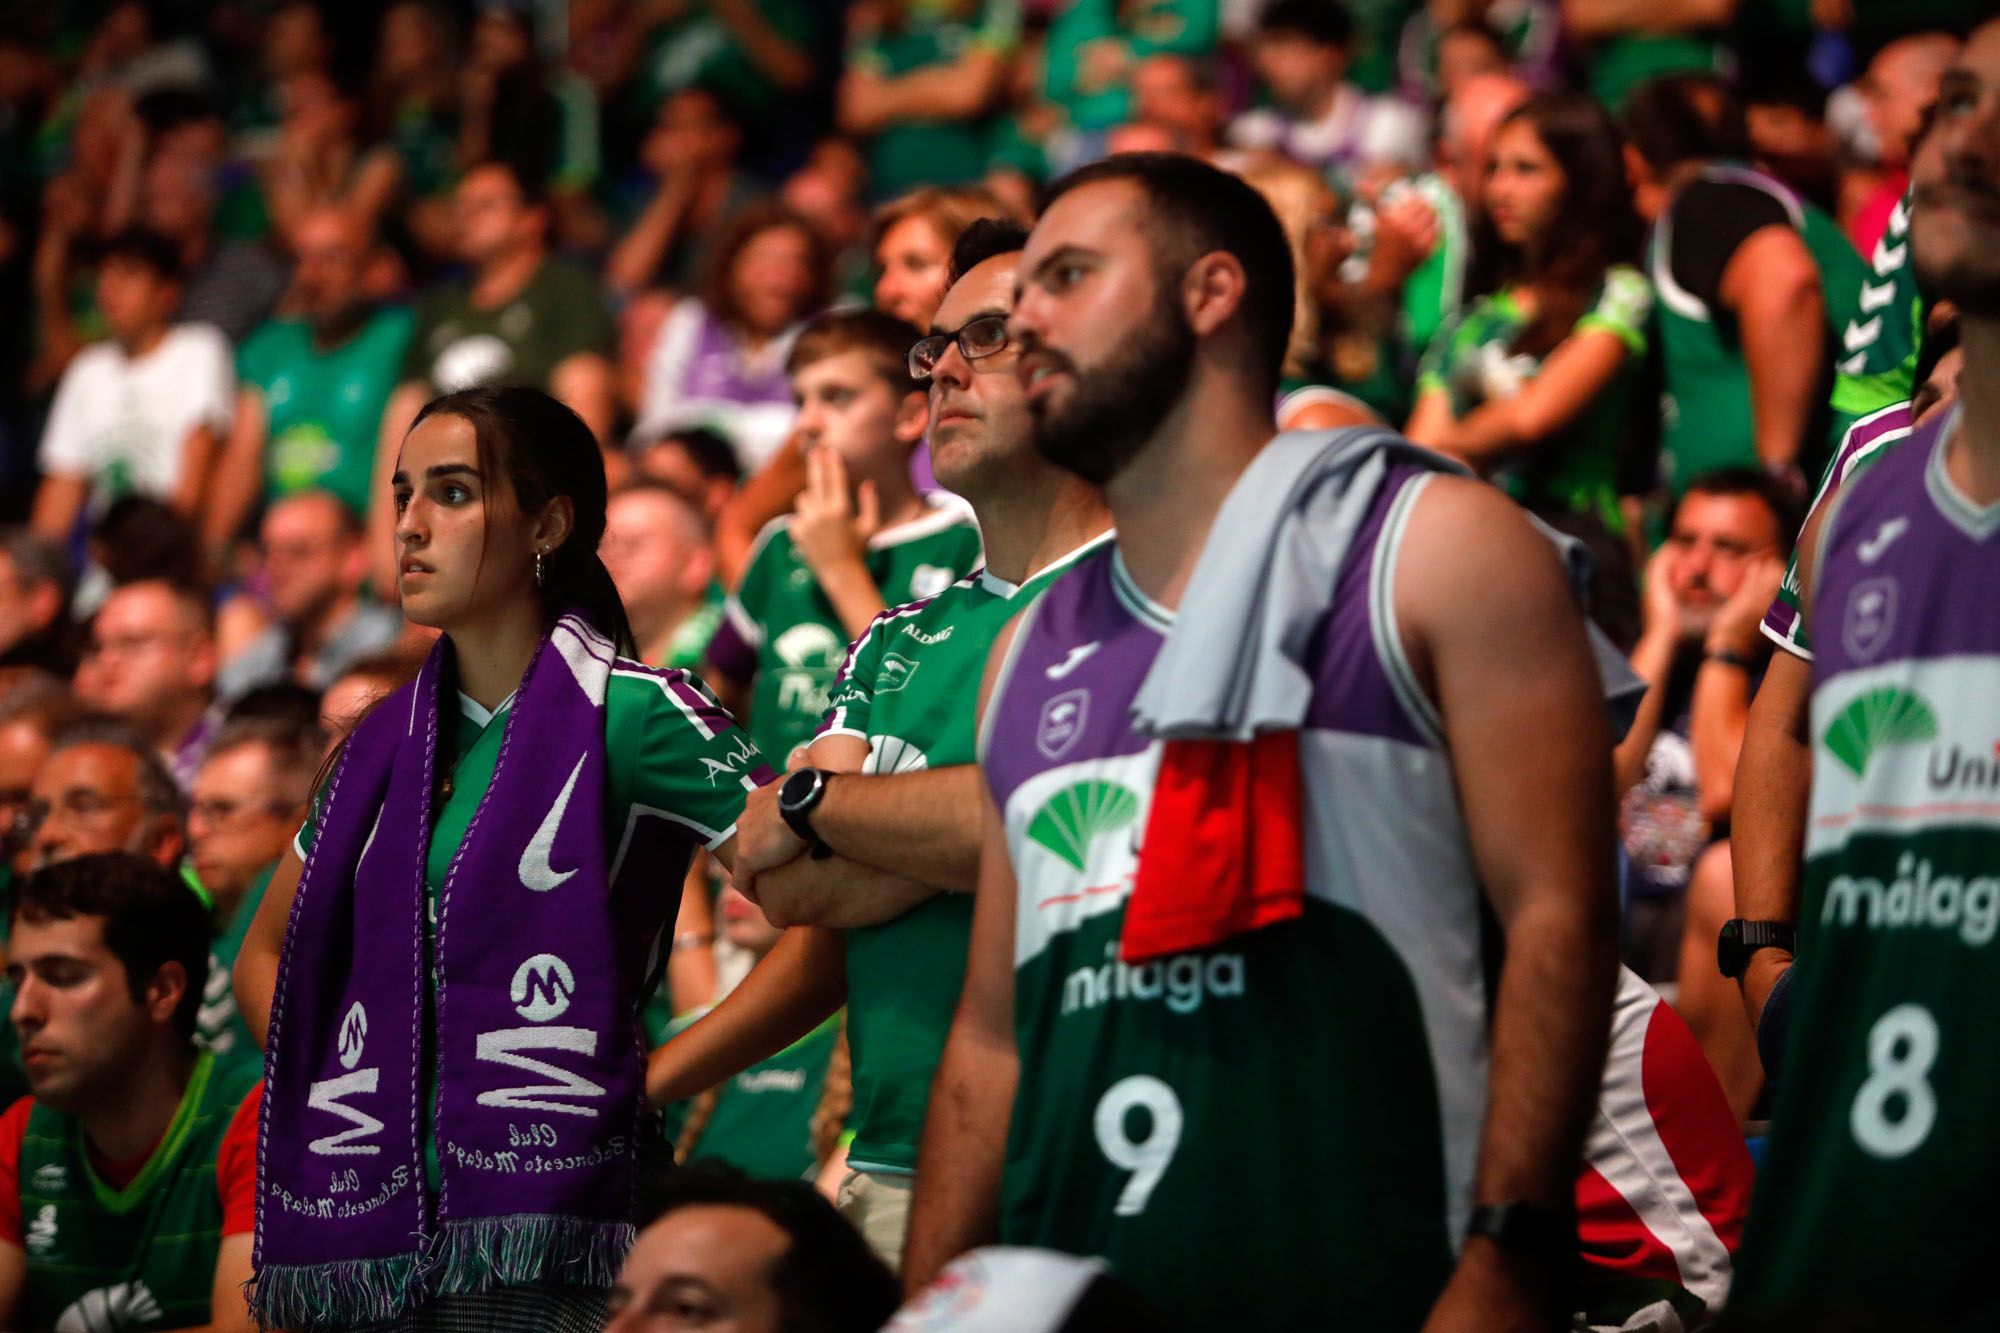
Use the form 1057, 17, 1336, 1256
511, 954, 576, 1022
337, 1002, 368, 1070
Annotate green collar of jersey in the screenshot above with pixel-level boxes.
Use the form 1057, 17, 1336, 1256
78, 1050, 216, 1212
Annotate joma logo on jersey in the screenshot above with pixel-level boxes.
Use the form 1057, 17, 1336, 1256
1823, 686, 1936, 778
1062, 942, 1245, 1016
310, 1001, 385, 1157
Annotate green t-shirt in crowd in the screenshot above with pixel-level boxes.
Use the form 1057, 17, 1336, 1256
658, 1010, 841, 1182
633, 0, 817, 138
1583, 31, 1726, 111
193, 863, 275, 1080
237, 307, 413, 517
847, 0, 1022, 199
1041, 0, 1216, 134
1417, 264, 1653, 527
403, 259, 613, 398
15, 1051, 259, 1333
817, 533, 1111, 1173
710, 496, 983, 766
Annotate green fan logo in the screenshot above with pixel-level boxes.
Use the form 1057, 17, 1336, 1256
1823, 686, 1938, 777
1028, 780, 1140, 871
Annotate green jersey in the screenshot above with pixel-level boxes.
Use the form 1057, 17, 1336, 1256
709, 497, 983, 765
1417, 264, 1652, 526
193, 863, 275, 1078
14, 1052, 258, 1333
655, 585, 726, 673
847, 0, 1022, 198
1650, 165, 1866, 496
819, 534, 1113, 1173
403, 259, 614, 397
1732, 410, 2000, 1322
235, 308, 413, 515
681, 1015, 841, 1181
1830, 188, 1922, 426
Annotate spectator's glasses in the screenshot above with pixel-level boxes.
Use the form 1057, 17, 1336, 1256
908, 315, 1011, 382
18, 789, 139, 837
189, 797, 296, 831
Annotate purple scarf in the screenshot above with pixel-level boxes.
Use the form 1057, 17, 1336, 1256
253, 615, 641, 1327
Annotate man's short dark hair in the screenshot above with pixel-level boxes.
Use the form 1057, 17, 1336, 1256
1041, 153, 1297, 399
641, 426, 744, 485
1675, 467, 1805, 556
1256, 0, 1354, 48
947, 217, 1031, 286
13, 853, 212, 1042
1622, 73, 1752, 172
637, 1162, 900, 1333
50, 715, 187, 823
0, 529, 76, 608
211, 704, 327, 809
96, 228, 185, 284
465, 157, 547, 214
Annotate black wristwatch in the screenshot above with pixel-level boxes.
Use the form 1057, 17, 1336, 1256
1465, 1200, 1573, 1262
777, 767, 836, 860
1717, 918, 1796, 979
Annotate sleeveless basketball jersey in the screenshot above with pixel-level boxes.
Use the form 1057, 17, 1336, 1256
978, 468, 1482, 1325
1731, 407, 2000, 1320
1649, 165, 1865, 495
18, 1052, 258, 1331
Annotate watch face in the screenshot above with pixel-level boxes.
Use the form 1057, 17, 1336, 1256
779, 767, 820, 811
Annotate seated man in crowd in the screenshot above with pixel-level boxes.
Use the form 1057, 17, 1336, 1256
0, 853, 259, 1333
703, 310, 983, 768
603, 482, 724, 673
0, 685, 78, 891
215, 491, 403, 700
605, 1162, 898, 1333
76, 581, 220, 794
1229, 0, 1429, 188
188, 715, 322, 1072
0, 535, 79, 678
209, 207, 414, 551
366, 159, 617, 592
24, 719, 185, 876
631, 426, 744, 527
30, 231, 235, 547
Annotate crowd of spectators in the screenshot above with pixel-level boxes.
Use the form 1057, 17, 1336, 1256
0, 0, 1984, 1326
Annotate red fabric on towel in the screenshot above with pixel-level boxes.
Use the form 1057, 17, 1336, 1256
1120, 731, 1307, 963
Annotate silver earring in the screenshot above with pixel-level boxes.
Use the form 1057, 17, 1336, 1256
534, 550, 544, 588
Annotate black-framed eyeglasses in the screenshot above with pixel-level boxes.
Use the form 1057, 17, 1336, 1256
908, 314, 1011, 381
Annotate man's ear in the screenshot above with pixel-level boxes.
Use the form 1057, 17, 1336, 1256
142, 958, 189, 1028
893, 388, 930, 446
1181, 250, 1250, 341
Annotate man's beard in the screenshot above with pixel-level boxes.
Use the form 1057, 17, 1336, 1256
1028, 291, 1196, 487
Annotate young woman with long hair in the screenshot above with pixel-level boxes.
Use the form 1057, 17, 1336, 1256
234, 386, 770, 1331
1407, 91, 1654, 529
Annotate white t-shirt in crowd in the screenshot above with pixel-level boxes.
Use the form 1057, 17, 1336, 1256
38, 323, 235, 507
1229, 84, 1431, 181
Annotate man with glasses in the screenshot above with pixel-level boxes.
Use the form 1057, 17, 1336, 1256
76, 581, 220, 795
651, 220, 1111, 1266
214, 491, 403, 700
23, 718, 185, 876
186, 716, 321, 1073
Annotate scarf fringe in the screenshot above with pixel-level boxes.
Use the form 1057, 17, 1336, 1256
429, 1214, 636, 1296
247, 1253, 422, 1329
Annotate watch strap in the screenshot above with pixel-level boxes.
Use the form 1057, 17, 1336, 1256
778, 768, 836, 859
1465, 1200, 1573, 1261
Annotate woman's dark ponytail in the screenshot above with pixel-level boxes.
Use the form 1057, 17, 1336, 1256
410, 385, 637, 657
